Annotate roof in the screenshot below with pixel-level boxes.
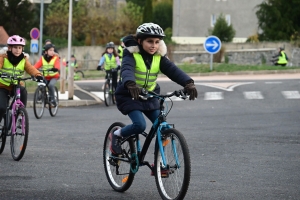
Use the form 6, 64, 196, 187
0, 26, 9, 45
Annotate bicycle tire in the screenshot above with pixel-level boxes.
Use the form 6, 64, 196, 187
103, 80, 111, 106
75, 70, 84, 79
49, 87, 59, 117
11, 107, 29, 161
0, 116, 7, 154
103, 122, 136, 192
33, 86, 45, 119
154, 128, 191, 200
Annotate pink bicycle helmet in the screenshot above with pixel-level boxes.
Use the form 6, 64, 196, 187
7, 35, 26, 46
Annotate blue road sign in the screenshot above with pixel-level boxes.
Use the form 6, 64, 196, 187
203, 36, 222, 54
30, 39, 39, 53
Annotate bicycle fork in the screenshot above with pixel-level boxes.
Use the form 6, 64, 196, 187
157, 122, 180, 168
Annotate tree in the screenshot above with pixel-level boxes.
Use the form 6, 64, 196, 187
126, 0, 146, 8
153, 1, 172, 30
142, 0, 153, 23
255, 0, 300, 41
208, 14, 235, 42
115, 2, 143, 38
0, 0, 36, 38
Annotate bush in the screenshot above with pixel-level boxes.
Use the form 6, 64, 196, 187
208, 14, 236, 42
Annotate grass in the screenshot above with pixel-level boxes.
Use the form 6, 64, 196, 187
176, 63, 300, 73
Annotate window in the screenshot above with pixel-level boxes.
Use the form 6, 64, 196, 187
225, 14, 231, 25
211, 14, 216, 27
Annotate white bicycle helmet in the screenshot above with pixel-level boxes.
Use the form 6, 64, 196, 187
7, 35, 26, 46
106, 42, 115, 48
136, 23, 165, 38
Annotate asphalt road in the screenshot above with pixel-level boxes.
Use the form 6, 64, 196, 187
0, 78, 300, 200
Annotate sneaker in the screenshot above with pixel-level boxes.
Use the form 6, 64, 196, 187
109, 128, 122, 155
150, 164, 172, 177
50, 100, 57, 107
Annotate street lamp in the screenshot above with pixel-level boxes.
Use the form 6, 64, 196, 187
67, 0, 74, 100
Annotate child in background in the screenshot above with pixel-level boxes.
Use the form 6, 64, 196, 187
34, 43, 60, 107
0, 35, 44, 120
97, 42, 121, 91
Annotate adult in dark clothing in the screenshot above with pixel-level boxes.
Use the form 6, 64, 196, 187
109, 22, 198, 155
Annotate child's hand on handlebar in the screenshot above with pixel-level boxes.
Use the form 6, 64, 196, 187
35, 76, 45, 83
51, 68, 59, 72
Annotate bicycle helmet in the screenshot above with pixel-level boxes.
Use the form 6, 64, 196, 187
106, 42, 115, 48
7, 35, 26, 46
279, 47, 284, 51
44, 43, 55, 51
136, 23, 165, 38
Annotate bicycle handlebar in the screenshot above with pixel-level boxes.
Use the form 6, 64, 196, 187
0, 73, 33, 82
139, 88, 188, 100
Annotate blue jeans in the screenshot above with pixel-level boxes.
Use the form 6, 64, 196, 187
47, 78, 58, 102
120, 109, 160, 138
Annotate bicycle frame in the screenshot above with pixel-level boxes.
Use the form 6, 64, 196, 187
9, 85, 25, 136
119, 90, 185, 171
3, 76, 31, 135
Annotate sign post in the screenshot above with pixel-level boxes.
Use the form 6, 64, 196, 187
203, 36, 222, 71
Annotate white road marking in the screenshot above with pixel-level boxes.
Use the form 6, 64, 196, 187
265, 81, 282, 84
195, 82, 254, 91
281, 91, 300, 99
58, 91, 80, 100
91, 91, 105, 101
204, 92, 223, 100
243, 91, 264, 99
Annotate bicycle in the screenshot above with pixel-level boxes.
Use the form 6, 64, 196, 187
74, 67, 85, 80
33, 69, 59, 119
103, 89, 191, 200
0, 73, 37, 161
66, 65, 85, 80
103, 69, 116, 107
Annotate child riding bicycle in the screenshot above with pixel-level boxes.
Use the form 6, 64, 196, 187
97, 42, 121, 91
34, 43, 60, 107
110, 23, 198, 155
0, 35, 44, 121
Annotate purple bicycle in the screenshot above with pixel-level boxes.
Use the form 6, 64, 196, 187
0, 73, 37, 161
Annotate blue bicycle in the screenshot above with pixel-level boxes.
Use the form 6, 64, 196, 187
103, 89, 191, 200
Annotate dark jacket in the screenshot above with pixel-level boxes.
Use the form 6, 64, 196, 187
115, 35, 193, 115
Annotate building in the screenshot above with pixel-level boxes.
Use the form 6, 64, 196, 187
172, 0, 264, 44
0, 26, 9, 47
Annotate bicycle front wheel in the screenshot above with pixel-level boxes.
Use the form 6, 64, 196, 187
33, 87, 45, 119
103, 80, 112, 107
49, 87, 59, 117
0, 116, 6, 154
103, 122, 136, 192
154, 128, 191, 200
11, 107, 29, 161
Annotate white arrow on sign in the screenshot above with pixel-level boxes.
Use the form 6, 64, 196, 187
205, 40, 218, 50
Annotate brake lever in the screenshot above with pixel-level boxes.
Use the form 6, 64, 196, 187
179, 89, 187, 100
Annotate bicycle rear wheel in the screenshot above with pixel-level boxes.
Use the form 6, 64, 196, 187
0, 116, 6, 154
154, 128, 191, 200
33, 87, 45, 119
49, 87, 59, 117
103, 122, 136, 192
103, 80, 112, 106
11, 107, 29, 161
75, 70, 84, 80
